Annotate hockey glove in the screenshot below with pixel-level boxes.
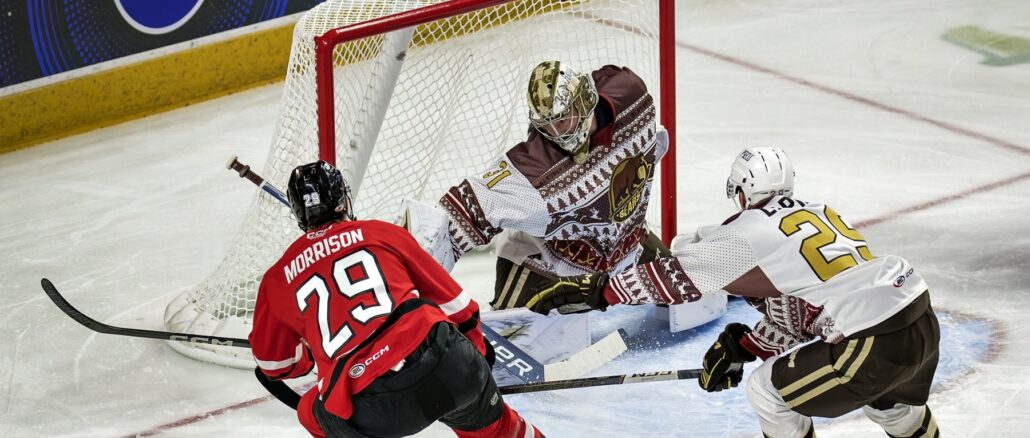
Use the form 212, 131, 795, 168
699, 323, 758, 393
526, 273, 609, 315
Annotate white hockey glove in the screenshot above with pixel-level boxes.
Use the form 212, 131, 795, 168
400, 199, 456, 271
670, 224, 721, 250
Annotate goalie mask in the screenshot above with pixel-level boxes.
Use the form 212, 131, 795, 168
726, 147, 795, 211
287, 161, 355, 231
527, 61, 599, 163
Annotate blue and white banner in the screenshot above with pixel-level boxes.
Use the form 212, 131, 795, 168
0, 0, 325, 88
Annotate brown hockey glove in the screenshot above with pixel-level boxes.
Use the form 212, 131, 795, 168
699, 323, 758, 393
526, 273, 609, 315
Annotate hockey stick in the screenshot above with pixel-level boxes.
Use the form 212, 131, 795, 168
225, 155, 290, 206
41, 277, 302, 409
499, 368, 702, 395
40, 278, 251, 348
41, 275, 645, 397
254, 367, 301, 410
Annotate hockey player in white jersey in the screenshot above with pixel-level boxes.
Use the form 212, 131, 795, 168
417, 60, 672, 311
529, 147, 941, 438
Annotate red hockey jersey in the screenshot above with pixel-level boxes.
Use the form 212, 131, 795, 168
250, 219, 485, 430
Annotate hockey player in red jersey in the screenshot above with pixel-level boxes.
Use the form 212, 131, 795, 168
249, 161, 543, 438
529, 148, 940, 438
409, 60, 671, 311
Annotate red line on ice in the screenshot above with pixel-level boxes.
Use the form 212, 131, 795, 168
121, 395, 276, 437
681, 42, 1030, 226
854, 171, 1030, 228
680, 42, 1030, 158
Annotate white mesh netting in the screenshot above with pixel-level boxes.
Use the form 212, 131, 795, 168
164, 0, 669, 368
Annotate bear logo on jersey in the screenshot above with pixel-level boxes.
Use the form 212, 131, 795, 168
609, 153, 653, 222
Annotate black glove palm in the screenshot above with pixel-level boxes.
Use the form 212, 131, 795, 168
699, 323, 757, 392
526, 273, 609, 315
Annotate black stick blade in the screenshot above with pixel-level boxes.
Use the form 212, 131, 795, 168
254, 367, 301, 410
40, 278, 251, 348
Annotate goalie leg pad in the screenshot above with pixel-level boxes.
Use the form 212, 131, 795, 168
492, 257, 553, 310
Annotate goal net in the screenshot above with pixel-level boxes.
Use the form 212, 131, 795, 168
164, 0, 676, 368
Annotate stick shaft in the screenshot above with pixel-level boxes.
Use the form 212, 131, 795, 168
499, 368, 701, 395
227, 156, 289, 206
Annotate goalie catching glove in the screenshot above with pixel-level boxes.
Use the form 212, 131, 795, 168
699, 323, 758, 392
526, 273, 610, 315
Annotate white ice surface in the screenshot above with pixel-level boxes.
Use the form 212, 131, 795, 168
2, 0, 1029, 436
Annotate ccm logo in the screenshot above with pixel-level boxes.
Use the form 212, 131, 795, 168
893, 268, 915, 287
169, 335, 235, 346
350, 345, 390, 378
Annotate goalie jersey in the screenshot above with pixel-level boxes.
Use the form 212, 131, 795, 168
439, 65, 667, 277
608, 196, 929, 358
250, 220, 485, 424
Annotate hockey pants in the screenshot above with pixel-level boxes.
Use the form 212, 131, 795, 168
747, 303, 940, 438
311, 321, 541, 438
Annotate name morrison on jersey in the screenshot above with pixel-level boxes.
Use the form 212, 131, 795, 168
284, 228, 366, 283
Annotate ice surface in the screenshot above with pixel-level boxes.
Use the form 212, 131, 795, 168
2, 0, 1029, 436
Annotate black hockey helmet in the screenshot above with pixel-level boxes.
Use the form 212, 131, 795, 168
287, 161, 354, 231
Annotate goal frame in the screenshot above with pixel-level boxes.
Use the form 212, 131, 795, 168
312, 0, 678, 243
162, 0, 681, 369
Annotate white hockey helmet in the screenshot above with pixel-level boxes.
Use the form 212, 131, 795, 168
527, 61, 599, 163
725, 147, 795, 211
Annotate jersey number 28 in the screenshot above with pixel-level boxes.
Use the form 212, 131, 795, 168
295, 249, 394, 358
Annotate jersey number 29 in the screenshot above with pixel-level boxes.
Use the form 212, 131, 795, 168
779, 206, 874, 282
295, 249, 394, 358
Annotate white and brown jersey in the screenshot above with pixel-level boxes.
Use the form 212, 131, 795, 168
607, 196, 930, 357
439, 65, 665, 277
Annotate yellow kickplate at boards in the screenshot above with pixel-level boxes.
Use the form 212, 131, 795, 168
942, 25, 1030, 66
